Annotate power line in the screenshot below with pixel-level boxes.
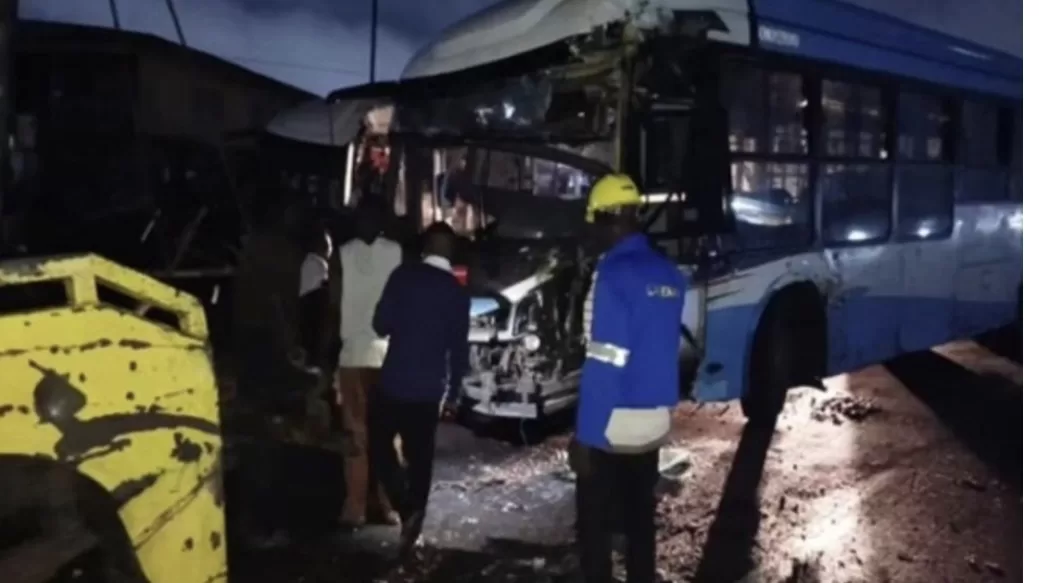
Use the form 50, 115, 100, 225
369, 0, 378, 83
162, 0, 187, 47
107, 0, 121, 30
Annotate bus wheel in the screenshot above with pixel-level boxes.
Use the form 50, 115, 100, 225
741, 286, 826, 426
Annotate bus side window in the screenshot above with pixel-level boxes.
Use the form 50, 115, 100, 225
818, 79, 891, 245
721, 62, 812, 250
894, 91, 953, 241
956, 100, 1009, 202
641, 112, 691, 193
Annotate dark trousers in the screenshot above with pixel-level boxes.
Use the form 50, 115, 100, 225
369, 392, 441, 527
577, 447, 659, 583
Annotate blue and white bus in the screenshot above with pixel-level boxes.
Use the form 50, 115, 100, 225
331, 0, 1022, 423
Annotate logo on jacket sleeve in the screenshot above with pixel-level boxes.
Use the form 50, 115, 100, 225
646, 284, 680, 299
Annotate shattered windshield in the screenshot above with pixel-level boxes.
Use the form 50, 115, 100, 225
388, 52, 619, 239
419, 144, 608, 240
395, 65, 617, 144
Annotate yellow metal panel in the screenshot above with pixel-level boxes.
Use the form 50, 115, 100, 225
0, 254, 209, 338
0, 254, 227, 583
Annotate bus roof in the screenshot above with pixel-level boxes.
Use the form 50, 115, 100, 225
753, 0, 1021, 98
401, 0, 1020, 99
402, 0, 751, 79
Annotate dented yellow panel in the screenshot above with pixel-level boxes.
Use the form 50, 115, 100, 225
0, 254, 227, 583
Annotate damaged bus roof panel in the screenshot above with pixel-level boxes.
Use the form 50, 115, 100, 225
266, 97, 394, 146
403, 0, 752, 79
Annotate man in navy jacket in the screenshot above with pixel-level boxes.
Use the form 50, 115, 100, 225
369, 221, 469, 557
573, 174, 685, 583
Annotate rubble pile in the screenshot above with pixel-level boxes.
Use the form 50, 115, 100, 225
810, 396, 882, 425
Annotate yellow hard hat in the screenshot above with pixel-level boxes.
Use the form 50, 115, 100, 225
585, 173, 642, 223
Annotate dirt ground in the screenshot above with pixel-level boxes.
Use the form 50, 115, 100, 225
229, 328, 1022, 583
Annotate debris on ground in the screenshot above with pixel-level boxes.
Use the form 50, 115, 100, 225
957, 476, 988, 492
984, 561, 1006, 577
229, 331, 1022, 582
774, 555, 823, 583
810, 396, 882, 424
656, 448, 693, 497
551, 446, 693, 495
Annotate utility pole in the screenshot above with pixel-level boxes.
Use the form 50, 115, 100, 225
368, 0, 378, 83
163, 0, 187, 47
108, 0, 121, 30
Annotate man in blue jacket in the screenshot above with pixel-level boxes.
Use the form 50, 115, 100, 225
369, 221, 470, 558
572, 174, 686, 583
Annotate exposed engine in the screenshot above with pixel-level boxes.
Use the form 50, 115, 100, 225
460, 242, 589, 419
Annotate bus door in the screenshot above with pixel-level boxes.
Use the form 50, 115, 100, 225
631, 97, 733, 399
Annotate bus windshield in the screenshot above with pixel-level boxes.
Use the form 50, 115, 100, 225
419, 143, 609, 240
394, 61, 618, 145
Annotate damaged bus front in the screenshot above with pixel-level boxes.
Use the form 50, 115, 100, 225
328, 0, 744, 422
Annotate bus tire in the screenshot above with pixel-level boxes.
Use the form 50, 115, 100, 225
740, 284, 826, 426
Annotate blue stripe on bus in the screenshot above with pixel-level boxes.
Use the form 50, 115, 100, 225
694, 295, 1016, 402
752, 0, 1021, 98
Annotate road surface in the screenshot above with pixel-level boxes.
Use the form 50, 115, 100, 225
229, 329, 1022, 582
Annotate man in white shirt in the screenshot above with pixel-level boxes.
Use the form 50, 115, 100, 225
337, 197, 401, 528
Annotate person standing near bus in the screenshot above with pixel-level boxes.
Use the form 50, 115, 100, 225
369, 221, 469, 559
337, 196, 400, 528
570, 174, 685, 583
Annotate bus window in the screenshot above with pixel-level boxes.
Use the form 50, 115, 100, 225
642, 113, 691, 191
431, 146, 593, 239
820, 163, 891, 244
897, 92, 946, 162
430, 147, 478, 234
959, 100, 999, 166
722, 64, 766, 153
956, 100, 1009, 202
487, 150, 523, 190
721, 63, 811, 249
721, 64, 807, 155
818, 79, 891, 245
767, 72, 808, 155
819, 80, 886, 158
895, 165, 953, 240
895, 91, 953, 241
730, 161, 811, 248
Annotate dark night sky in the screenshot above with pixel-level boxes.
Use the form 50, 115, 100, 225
19, 0, 501, 96
19, 0, 1021, 97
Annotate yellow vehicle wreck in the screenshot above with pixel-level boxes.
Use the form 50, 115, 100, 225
0, 254, 226, 583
